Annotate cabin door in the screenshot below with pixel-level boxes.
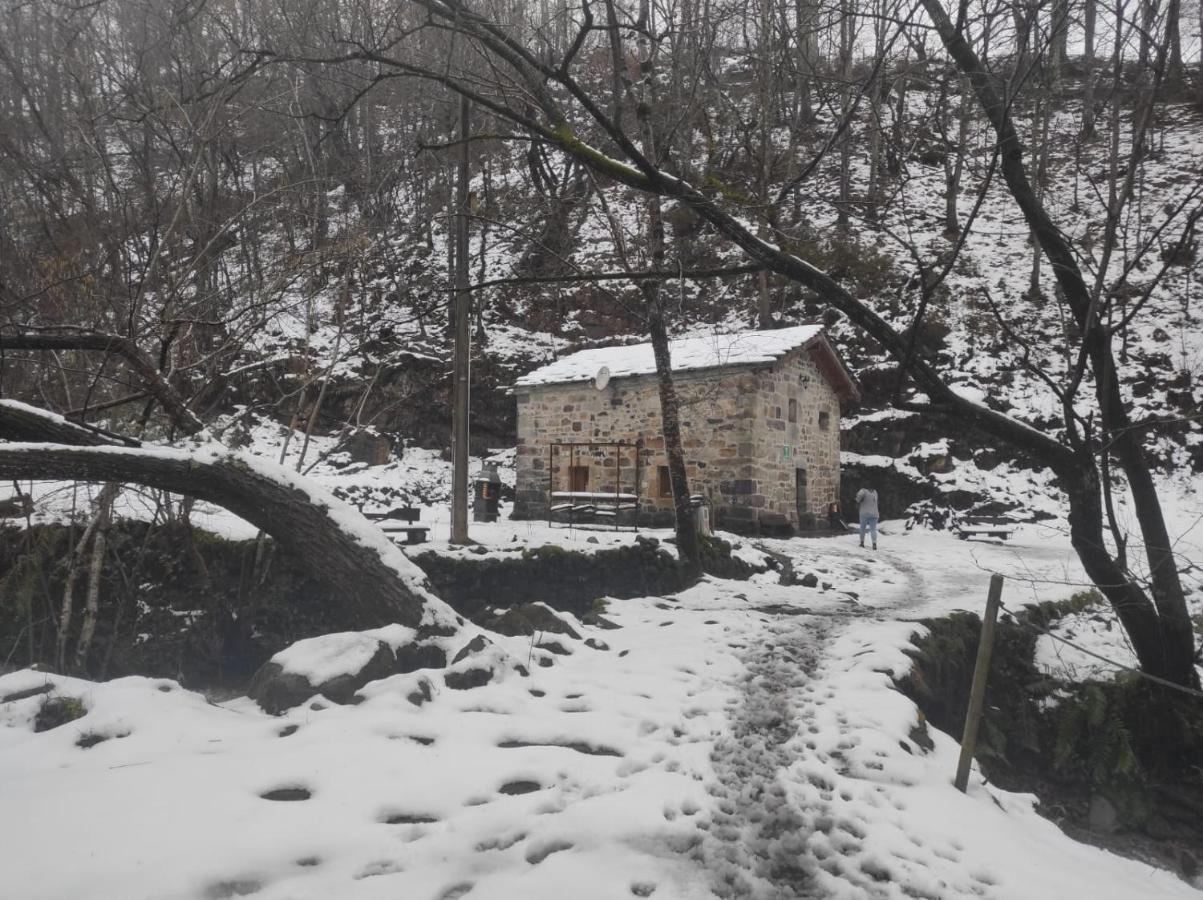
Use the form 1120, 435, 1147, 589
569, 465, 590, 493
795, 468, 808, 524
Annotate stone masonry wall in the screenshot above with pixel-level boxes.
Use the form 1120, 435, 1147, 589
514, 351, 843, 530
747, 348, 842, 529
514, 368, 756, 523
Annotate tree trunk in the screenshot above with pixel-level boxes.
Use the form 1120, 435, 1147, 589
73, 485, 115, 672
1081, 0, 1097, 139
836, 0, 854, 232
644, 292, 702, 579
1049, 0, 1069, 70
633, 0, 703, 578
943, 76, 970, 234
1198, 0, 1203, 107
793, 0, 816, 127
1165, 0, 1183, 87
1063, 460, 1169, 670
0, 443, 455, 630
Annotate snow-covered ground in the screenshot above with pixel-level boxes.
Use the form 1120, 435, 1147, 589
3, 525, 1200, 899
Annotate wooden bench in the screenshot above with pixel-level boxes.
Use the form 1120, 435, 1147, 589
955, 515, 1018, 541
549, 492, 638, 524
364, 507, 429, 545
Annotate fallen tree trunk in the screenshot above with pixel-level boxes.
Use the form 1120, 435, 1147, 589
0, 442, 454, 630
0, 399, 136, 447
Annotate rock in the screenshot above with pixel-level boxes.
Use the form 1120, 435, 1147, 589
316, 643, 397, 704
34, 696, 87, 732
584, 638, 610, 651
395, 642, 448, 673
407, 679, 433, 707
260, 787, 311, 801
246, 665, 316, 715
499, 780, 541, 795
205, 878, 263, 898
345, 430, 392, 466
908, 719, 935, 753
800, 572, 819, 588
485, 604, 581, 639
536, 641, 570, 656
444, 667, 494, 690
452, 634, 493, 664
248, 640, 396, 713
416, 620, 459, 640
586, 536, 599, 544
1088, 794, 1119, 833
74, 729, 111, 753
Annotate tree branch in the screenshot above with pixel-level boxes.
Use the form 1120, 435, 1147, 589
0, 331, 204, 435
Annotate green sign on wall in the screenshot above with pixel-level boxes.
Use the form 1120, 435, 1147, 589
783, 444, 793, 460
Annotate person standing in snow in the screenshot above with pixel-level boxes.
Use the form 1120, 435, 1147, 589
856, 486, 879, 550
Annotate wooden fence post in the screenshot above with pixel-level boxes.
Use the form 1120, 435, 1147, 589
954, 573, 1004, 793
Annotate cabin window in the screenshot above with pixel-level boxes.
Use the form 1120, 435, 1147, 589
818, 410, 831, 431
569, 465, 590, 492
657, 466, 673, 499
788, 398, 798, 423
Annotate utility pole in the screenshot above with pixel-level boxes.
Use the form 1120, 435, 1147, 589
450, 94, 472, 544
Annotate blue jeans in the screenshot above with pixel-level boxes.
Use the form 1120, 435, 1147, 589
859, 516, 878, 545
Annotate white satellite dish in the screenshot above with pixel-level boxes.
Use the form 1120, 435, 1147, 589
594, 366, 611, 390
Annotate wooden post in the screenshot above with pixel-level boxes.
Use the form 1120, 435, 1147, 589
634, 438, 642, 533
615, 442, 621, 532
450, 94, 472, 545
954, 573, 1004, 793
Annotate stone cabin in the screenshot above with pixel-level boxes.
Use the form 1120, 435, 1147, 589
512, 325, 860, 533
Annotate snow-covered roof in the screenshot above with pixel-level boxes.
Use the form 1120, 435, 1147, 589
515, 325, 836, 389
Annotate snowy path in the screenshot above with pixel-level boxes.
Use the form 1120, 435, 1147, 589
1, 528, 1200, 899
696, 538, 920, 898
702, 612, 836, 897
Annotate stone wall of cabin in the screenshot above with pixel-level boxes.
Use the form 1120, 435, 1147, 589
514, 369, 756, 524
513, 352, 843, 531
745, 348, 842, 529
